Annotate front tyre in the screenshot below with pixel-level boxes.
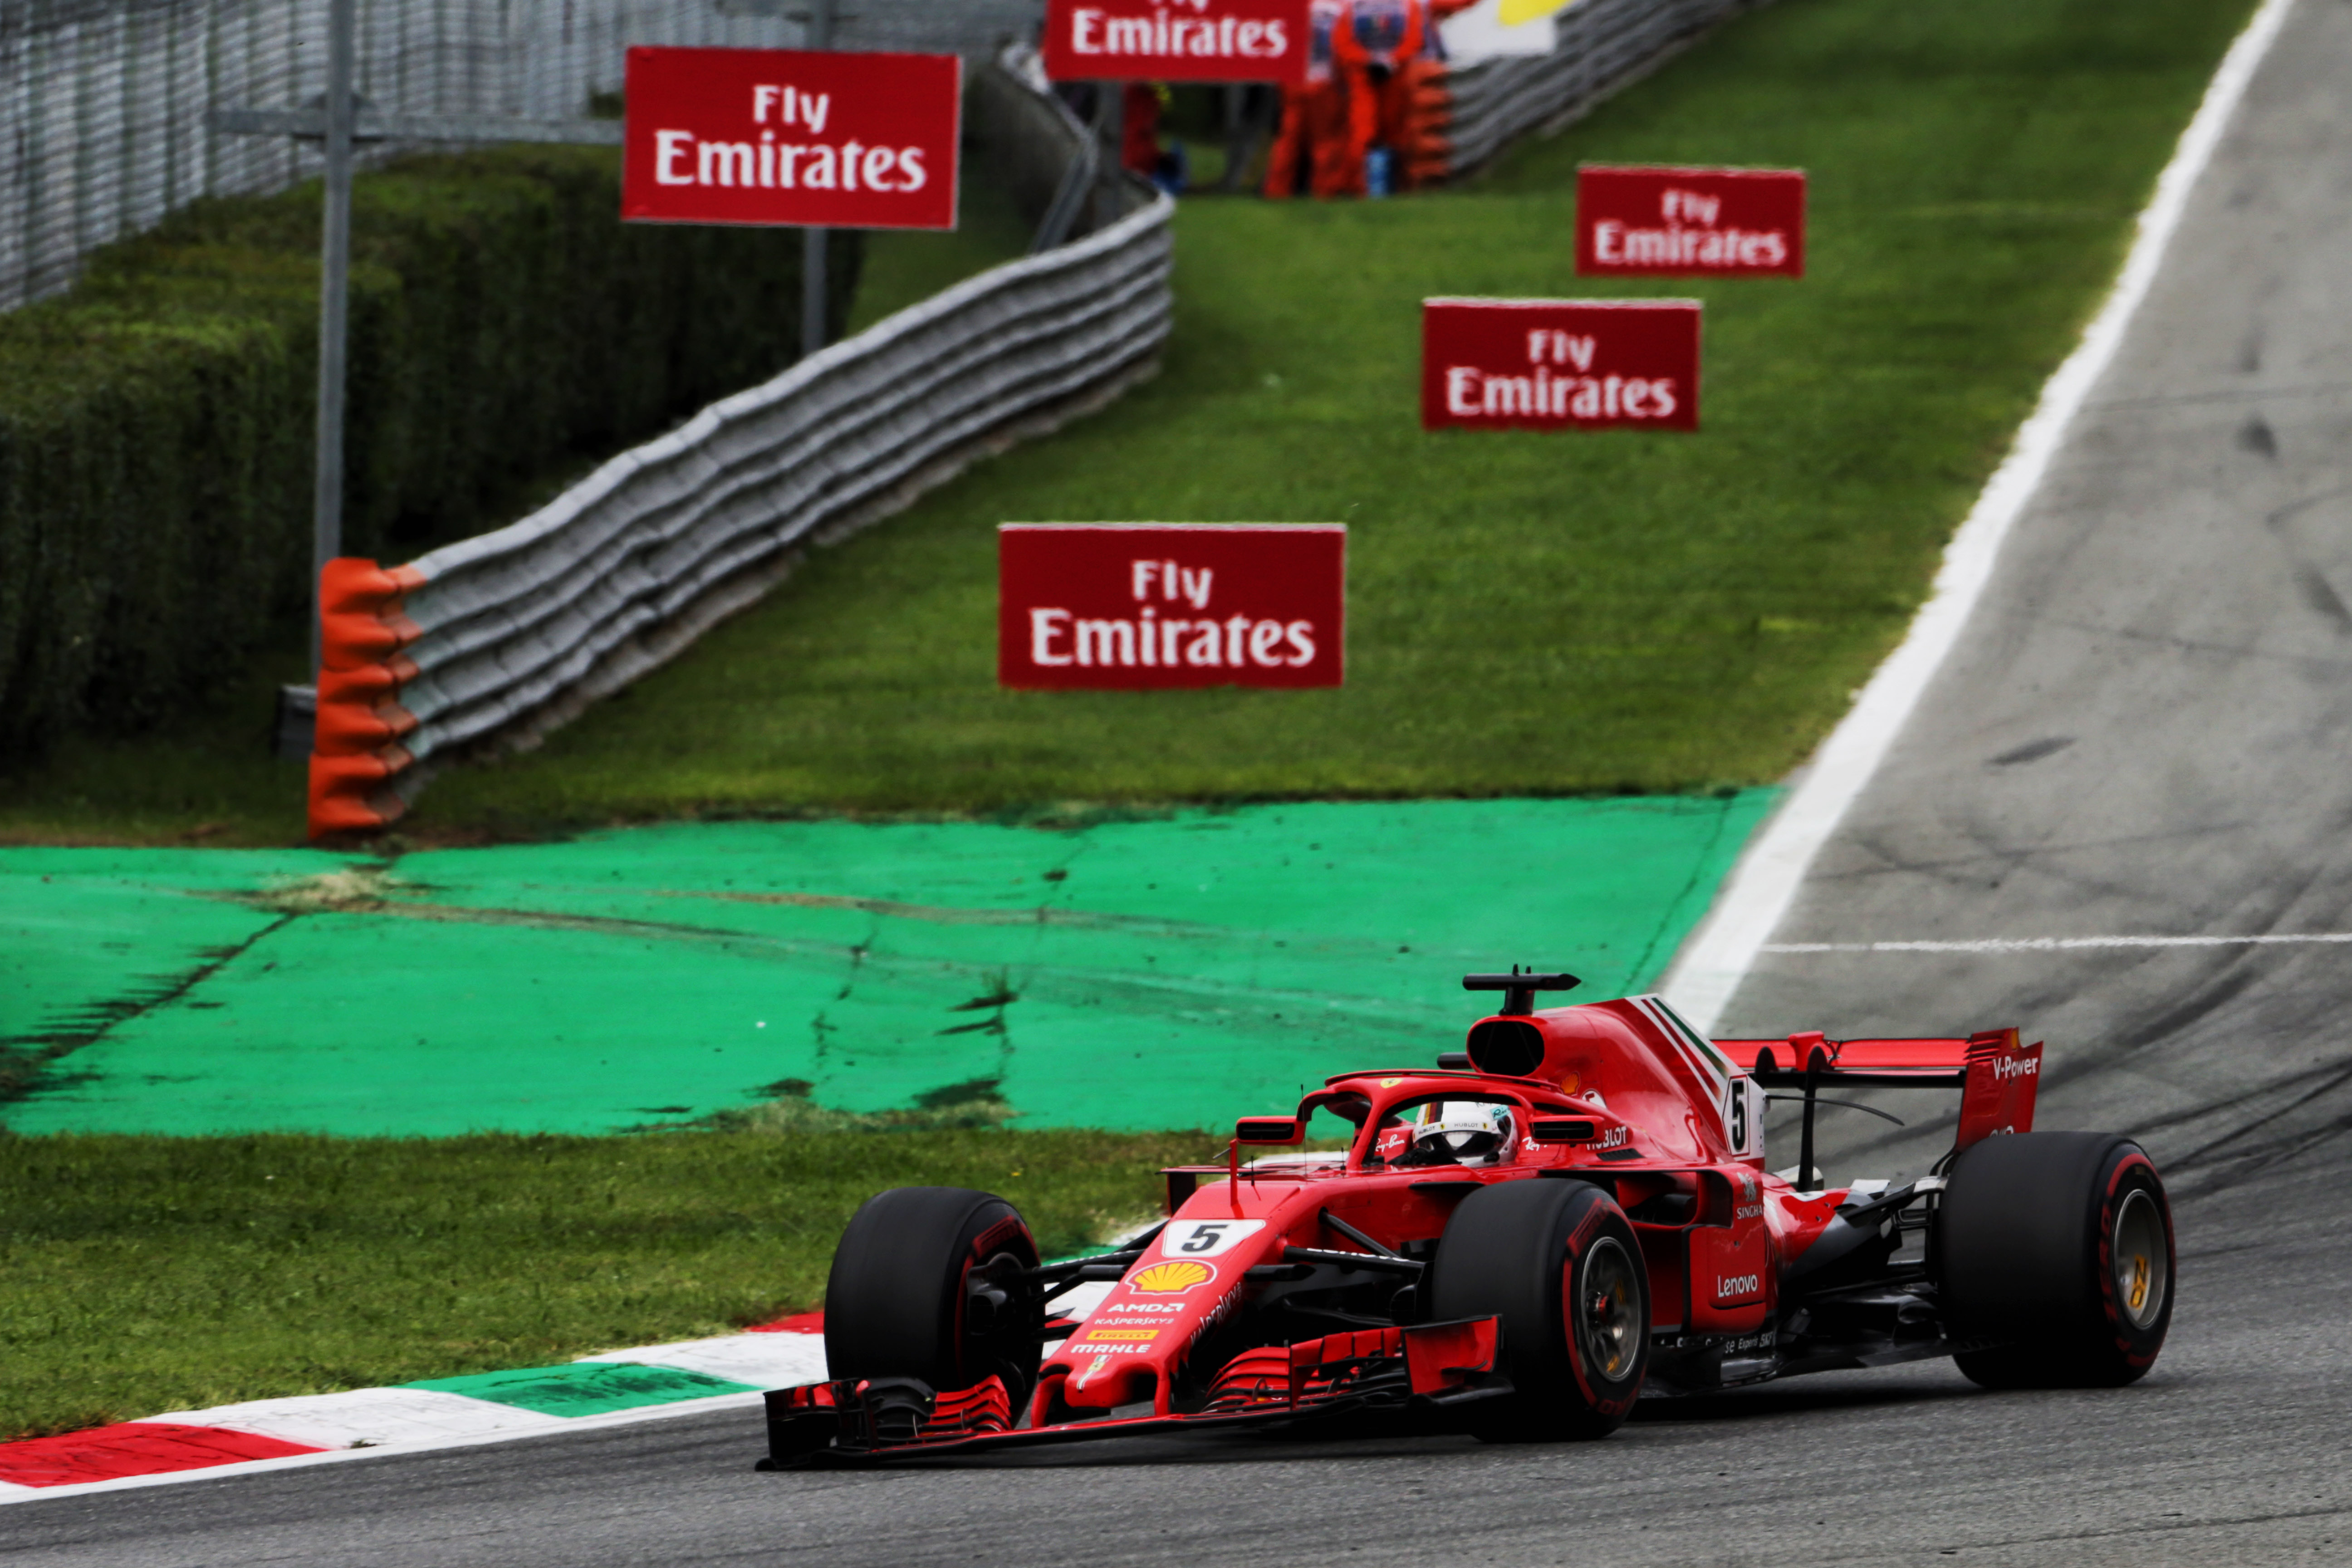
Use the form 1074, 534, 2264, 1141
823, 1186, 1044, 1413
1937, 1132, 2174, 1389
1429, 1179, 1648, 1441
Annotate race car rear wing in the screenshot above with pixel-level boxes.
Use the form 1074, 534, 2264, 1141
1714, 1029, 2043, 1183
1717, 1030, 1965, 1082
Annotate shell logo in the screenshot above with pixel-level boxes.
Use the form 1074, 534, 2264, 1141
1128, 1260, 1215, 1295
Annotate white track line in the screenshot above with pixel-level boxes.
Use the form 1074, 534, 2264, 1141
1767, 933, 2352, 955
137, 1387, 567, 1450
1658, 0, 2302, 1034
575, 1332, 830, 1388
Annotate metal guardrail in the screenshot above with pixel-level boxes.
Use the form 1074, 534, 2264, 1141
972, 44, 1105, 254
1442, 0, 1760, 176
393, 193, 1168, 775
303, 62, 1167, 828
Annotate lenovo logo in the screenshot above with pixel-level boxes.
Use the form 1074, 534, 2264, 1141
1716, 1274, 1759, 1299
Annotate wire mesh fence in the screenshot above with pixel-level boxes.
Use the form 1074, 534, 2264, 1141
0, 0, 1045, 312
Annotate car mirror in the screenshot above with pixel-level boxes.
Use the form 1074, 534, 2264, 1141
1235, 1116, 1304, 1145
1529, 1117, 1598, 1144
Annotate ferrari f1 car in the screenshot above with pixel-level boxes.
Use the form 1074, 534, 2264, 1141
759, 971, 2174, 1464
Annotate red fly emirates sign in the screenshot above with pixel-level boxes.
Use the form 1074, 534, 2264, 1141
1000, 525, 1345, 690
1043, 0, 1310, 83
622, 47, 960, 230
1422, 298, 1701, 432
1577, 165, 1806, 277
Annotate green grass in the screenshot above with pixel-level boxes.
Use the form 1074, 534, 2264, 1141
844, 152, 1037, 335
0, 1126, 1207, 1441
0, 0, 2257, 844
407, 0, 2256, 828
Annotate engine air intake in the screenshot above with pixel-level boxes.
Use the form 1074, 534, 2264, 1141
1466, 1018, 1546, 1077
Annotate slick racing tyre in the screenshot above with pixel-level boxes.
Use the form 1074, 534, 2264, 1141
1937, 1132, 2174, 1389
1429, 1178, 1648, 1441
823, 1186, 1044, 1414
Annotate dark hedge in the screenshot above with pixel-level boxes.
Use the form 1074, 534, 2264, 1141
0, 146, 859, 757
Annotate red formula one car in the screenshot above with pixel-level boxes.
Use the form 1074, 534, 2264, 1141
760, 972, 2175, 1465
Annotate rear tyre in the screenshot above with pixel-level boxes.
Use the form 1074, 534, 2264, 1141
823, 1186, 1044, 1413
1429, 1179, 1648, 1441
1937, 1132, 2173, 1389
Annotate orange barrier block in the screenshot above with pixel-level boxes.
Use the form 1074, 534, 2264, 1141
318, 560, 425, 672
314, 662, 420, 755
309, 557, 429, 839
1398, 58, 1450, 189
308, 746, 416, 836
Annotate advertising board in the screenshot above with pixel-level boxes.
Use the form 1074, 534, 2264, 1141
1575, 165, 1807, 278
1421, 298, 1701, 432
999, 524, 1345, 689
622, 46, 962, 230
1043, 0, 1312, 84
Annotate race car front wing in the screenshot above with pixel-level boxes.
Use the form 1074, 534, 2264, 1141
757, 1316, 1507, 1466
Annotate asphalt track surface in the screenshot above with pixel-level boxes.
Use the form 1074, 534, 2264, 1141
9, 1, 2352, 1561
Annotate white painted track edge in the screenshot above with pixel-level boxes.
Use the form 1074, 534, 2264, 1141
1656, 0, 2302, 1035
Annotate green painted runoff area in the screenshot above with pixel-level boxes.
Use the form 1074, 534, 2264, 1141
405, 1362, 757, 1416
1, 795, 1770, 1137
0, 848, 350, 1094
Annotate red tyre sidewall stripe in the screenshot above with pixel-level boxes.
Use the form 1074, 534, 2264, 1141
2097, 1151, 2171, 1367
1558, 1201, 1638, 1417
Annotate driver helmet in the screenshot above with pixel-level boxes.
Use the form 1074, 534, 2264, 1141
1412, 1101, 1515, 1165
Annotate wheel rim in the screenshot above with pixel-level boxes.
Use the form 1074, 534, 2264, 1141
963, 1249, 1040, 1393
2111, 1188, 2168, 1329
1573, 1236, 1641, 1382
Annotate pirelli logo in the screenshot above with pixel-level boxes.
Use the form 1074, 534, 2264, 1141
1084, 1328, 1161, 1343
